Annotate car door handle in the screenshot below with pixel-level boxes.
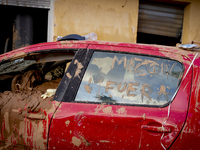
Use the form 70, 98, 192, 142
141, 125, 171, 133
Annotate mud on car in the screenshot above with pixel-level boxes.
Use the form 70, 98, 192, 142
0, 40, 200, 150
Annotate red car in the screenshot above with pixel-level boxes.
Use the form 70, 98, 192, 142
0, 40, 199, 150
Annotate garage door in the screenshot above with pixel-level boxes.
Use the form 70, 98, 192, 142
138, 2, 184, 38
0, 0, 50, 9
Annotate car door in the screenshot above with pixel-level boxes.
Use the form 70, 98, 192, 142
0, 47, 80, 149
48, 44, 192, 150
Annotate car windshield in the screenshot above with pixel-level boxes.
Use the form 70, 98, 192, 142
75, 51, 184, 106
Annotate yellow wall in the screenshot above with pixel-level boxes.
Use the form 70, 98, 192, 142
177, 0, 200, 44
54, 0, 139, 43
54, 0, 200, 44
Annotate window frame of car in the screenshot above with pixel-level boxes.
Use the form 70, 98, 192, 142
56, 48, 185, 108
0, 48, 78, 93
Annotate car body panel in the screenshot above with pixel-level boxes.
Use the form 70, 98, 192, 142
0, 42, 85, 149
0, 41, 88, 62
0, 91, 60, 149
48, 43, 193, 150
0, 41, 199, 149
169, 54, 200, 150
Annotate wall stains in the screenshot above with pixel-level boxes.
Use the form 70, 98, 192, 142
54, 0, 139, 43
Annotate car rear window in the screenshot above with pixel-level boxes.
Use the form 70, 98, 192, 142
75, 51, 183, 106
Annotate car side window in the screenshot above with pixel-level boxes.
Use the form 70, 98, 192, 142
75, 51, 183, 106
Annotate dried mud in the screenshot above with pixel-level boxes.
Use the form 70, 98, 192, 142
0, 78, 61, 149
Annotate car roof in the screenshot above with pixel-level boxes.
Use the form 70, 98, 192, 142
0, 40, 198, 63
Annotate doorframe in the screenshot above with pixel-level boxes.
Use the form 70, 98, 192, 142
47, 0, 54, 42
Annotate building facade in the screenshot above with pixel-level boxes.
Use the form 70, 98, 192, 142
0, 0, 199, 54
53, 0, 200, 45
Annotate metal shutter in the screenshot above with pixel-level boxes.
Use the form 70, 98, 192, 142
138, 2, 184, 38
0, 0, 50, 9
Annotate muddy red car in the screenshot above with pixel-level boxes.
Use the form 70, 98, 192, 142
0, 40, 200, 149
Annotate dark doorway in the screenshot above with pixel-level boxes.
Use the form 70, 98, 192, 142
0, 5, 48, 54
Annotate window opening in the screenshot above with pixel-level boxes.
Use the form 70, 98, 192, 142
137, 1, 186, 46
75, 51, 184, 106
